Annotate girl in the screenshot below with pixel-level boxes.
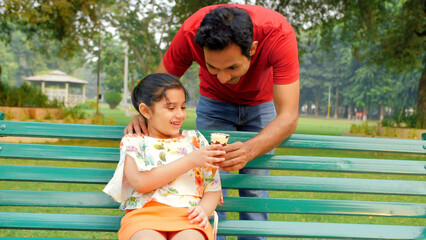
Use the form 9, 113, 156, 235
104, 73, 224, 240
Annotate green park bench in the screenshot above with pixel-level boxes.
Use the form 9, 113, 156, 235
0, 112, 425, 239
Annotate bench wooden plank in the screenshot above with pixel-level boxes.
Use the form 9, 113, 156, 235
0, 238, 111, 240
1, 165, 425, 195
1, 142, 425, 175
0, 165, 113, 184
249, 155, 426, 175
217, 220, 426, 239
0, 121, 124, 140
1, 190, 425, 218
0, 143, 119, 162
0, 212, 120, 231
0, 212, 424, 239
1, 121, 424, 154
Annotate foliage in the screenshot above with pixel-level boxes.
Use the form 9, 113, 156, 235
0, 0, 104, 58
350, 122, 377, 136
0, 31, 87, 85
85, 99, 97, 109
0, 82, 61, 107
63, 105, 87, 120
104, 91, 121, 109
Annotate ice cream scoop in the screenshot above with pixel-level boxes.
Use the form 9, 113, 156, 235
210, 133, 229, 177
210, 132, 230, 146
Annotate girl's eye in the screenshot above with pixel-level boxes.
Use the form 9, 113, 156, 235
181, 107, 186, 110
168, 107, 174, 110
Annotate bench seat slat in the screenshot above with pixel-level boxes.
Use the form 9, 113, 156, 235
1, 165, 424, 195
1, 142, 425, 174
1, 121, 424, 154
1, 191, 425, 218
0, 212, 424, 239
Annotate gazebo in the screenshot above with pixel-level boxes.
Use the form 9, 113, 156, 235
24, 70, 87, 107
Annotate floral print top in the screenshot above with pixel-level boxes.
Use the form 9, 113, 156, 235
103, 130, 222, 212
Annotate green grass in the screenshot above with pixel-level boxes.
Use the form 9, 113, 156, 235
1, 105, 424, 239
89, 105, 360, 136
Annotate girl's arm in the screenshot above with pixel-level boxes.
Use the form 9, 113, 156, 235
124, 145, 225, 193
187, 190, 222, 230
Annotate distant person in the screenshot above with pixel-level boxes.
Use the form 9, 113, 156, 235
105, 73, 224, 240
124, 5, 300, 240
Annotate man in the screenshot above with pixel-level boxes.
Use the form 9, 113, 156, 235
125, 4, 299, 240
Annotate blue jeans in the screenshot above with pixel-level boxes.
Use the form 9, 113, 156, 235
196, 95, 276, 240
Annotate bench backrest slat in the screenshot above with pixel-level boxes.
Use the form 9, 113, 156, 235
250, 155, 426, 175
1, 121, 424, 154
0, 143, 119, 162
2, 190, 425, 218
0, 212, 120, 231
1, 165, 424, 195
1, 143, 425, 175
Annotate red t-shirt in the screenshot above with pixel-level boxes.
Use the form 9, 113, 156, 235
162, 4, 299, 106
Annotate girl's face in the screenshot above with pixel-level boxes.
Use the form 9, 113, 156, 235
146, 88, 187, 139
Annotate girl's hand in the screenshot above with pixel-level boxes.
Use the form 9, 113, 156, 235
187, 206, 210, 230
189, 144, 225, 168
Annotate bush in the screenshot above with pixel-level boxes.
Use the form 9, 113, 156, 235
85, 99, 97, 109
381, 117, 394, 127
63, 105, 87, 120
75, 102, 92, 110
104, 91, 122, 109
0, 82, 61, 108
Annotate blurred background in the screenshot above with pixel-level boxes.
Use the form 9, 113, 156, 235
0, 0, 424, 138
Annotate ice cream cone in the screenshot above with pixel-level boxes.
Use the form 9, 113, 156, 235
210, 133, 229, 177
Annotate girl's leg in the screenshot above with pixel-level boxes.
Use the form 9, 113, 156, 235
130, 229, 167, 240
169, 229, 206, 240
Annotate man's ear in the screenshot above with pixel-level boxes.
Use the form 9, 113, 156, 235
138, 103, 151, 119
249, 41, 258, 57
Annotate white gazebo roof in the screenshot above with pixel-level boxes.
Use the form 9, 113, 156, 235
25, 70, 88, 84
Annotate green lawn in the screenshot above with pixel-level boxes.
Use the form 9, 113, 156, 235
87, 105, 361, 136
1, 105, 424, 239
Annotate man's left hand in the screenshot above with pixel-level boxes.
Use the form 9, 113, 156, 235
218, 141, 251, 171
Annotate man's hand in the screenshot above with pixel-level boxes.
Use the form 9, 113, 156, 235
218, 141, 251, 171
123, 115, 149, 135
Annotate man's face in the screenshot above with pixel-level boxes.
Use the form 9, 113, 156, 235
203, 42, 257, 85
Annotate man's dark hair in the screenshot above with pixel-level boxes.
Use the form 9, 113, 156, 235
194, 6, 253, 58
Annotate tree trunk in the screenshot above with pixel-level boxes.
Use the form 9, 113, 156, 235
334, 87, 339, 119
380, 104, 384, 121
363, 106, 368, 121
348, 104, 352, 120
315, 92, 319, 117
0, 65, 2, 83
416, 66, 426, 128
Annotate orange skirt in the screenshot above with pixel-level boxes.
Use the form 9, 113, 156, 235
118, 201, 214, 240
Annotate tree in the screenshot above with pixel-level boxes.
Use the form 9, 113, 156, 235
0, 0, 106, 85
253, 0, 424, 127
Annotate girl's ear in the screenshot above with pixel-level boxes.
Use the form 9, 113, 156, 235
138, 103, 151, 119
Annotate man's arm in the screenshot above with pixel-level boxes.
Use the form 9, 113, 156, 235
219, 80, 300, 171
156, 59, 169, 74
